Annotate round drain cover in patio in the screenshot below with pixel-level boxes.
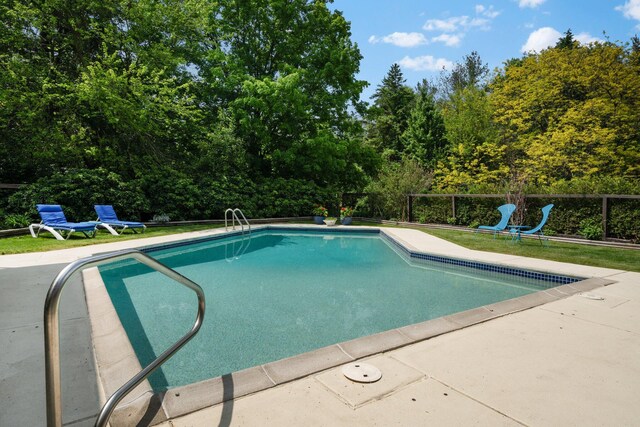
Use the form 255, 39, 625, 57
342, 363, 382, 383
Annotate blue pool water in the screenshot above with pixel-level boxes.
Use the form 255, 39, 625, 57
99, 229, 571, 390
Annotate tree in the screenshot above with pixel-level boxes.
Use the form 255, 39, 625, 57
367, 63, 414, 158
0, 0, 209, 181
402, 80, 447, 169
200, 0, 369, 183
441, 51, 489, 96
365, 157, 432, 221
555, 29, 578, 49
490, 40, 640, 184
435, 86, 509, 190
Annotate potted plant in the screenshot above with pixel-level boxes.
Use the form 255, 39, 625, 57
313, 206, 329, 224
340, 206, 354, 225
324, 216, 337, 226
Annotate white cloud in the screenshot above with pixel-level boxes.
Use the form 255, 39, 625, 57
399, 55, 454, 71
423, 5, 499, 38
519, 0, 546, 8
432, 33, 464, 47
521, 27, 561, 52
477, 4, 501, 18
368, 32, 428, 47
423, 16, 467, 32
575, 32, 603, 45
616, 0, 640, 20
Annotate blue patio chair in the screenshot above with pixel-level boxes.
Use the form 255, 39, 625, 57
29, 204, 98, 240
511, 204, 554, 244
94, 205, 146, 235
476, 203, 516, 238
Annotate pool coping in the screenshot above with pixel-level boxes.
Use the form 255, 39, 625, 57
82, 225, 616, 425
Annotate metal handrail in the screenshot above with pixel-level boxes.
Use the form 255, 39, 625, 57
224, 208, 251, 234
44, 249, 206, 427
233, 208, 251, 233
224, 208, 241, 233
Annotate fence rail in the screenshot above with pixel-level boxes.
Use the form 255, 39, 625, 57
0, 183, 24, 189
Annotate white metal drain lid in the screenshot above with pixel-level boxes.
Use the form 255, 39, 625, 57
342, 363, 382, 383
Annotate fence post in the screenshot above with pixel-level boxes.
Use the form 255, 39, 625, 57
451, 196, 456, 221
602, 196, 608, 239
407, 195, 413, 223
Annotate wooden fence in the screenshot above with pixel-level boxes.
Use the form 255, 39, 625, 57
407, 193, 640, 240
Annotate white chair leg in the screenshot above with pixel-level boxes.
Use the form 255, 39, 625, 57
43, 226, 66, 241
98, 223, 119, 236
29, 224, 40, 238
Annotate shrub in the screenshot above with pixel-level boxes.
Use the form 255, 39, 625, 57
253, 178, 336, 218
2, 213, 31, 229
7, 168, 148, 223
579, 218, 603, 240
365, 158, 432, 221
608, 199, 640, 242
136, 166, 203, 221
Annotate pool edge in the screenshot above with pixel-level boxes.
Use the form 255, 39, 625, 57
82, 226, 616, 425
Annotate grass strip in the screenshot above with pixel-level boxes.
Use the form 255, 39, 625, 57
0, 224, 223, 255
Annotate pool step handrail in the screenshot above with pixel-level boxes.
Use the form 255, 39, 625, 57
225, 208, 251, 234
43, 249, 206, 427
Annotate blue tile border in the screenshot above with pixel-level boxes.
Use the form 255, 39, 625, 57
379, 230, 583, 285
139, 225, 583, 286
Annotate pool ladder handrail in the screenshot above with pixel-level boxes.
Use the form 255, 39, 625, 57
225, 208, 251, 234
44, 249, 206, 427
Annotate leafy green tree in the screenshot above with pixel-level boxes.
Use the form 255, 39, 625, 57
200, 0, 369, 183
402, 80, 447, 169
491, 40, 640, 184
365, 157, 432, 221
0, 0, 209, 181
367, 63, 415, 158
435, 86, 509, 190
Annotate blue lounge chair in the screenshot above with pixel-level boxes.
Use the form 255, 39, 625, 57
511, 204, 554, 244
95, 205, 146, 235
29, 204, 98, 240
477, 203, 516, 238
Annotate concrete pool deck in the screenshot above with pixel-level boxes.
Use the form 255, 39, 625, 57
1, 225, 639, 426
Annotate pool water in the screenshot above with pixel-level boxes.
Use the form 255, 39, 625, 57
99, 230, 560, 390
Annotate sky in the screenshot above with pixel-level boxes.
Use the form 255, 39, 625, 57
331, 0, 640, 102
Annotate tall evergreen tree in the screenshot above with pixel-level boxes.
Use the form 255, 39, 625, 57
402, 80, 447, 169
555, 29, 578, 49
368, 63, 414, 158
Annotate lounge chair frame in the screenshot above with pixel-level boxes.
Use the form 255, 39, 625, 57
94, 205, 146, 235
29, 222, 98, 240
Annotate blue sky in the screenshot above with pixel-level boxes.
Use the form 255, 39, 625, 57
331, 0, 640, 101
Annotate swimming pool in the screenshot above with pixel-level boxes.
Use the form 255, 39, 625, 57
97, 227, 581, 392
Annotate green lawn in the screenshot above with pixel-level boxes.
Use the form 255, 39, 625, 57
2, 222, 639, 273
0, 224, 223, 255
382, 224, 639, 273
424, 228, 640, 272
